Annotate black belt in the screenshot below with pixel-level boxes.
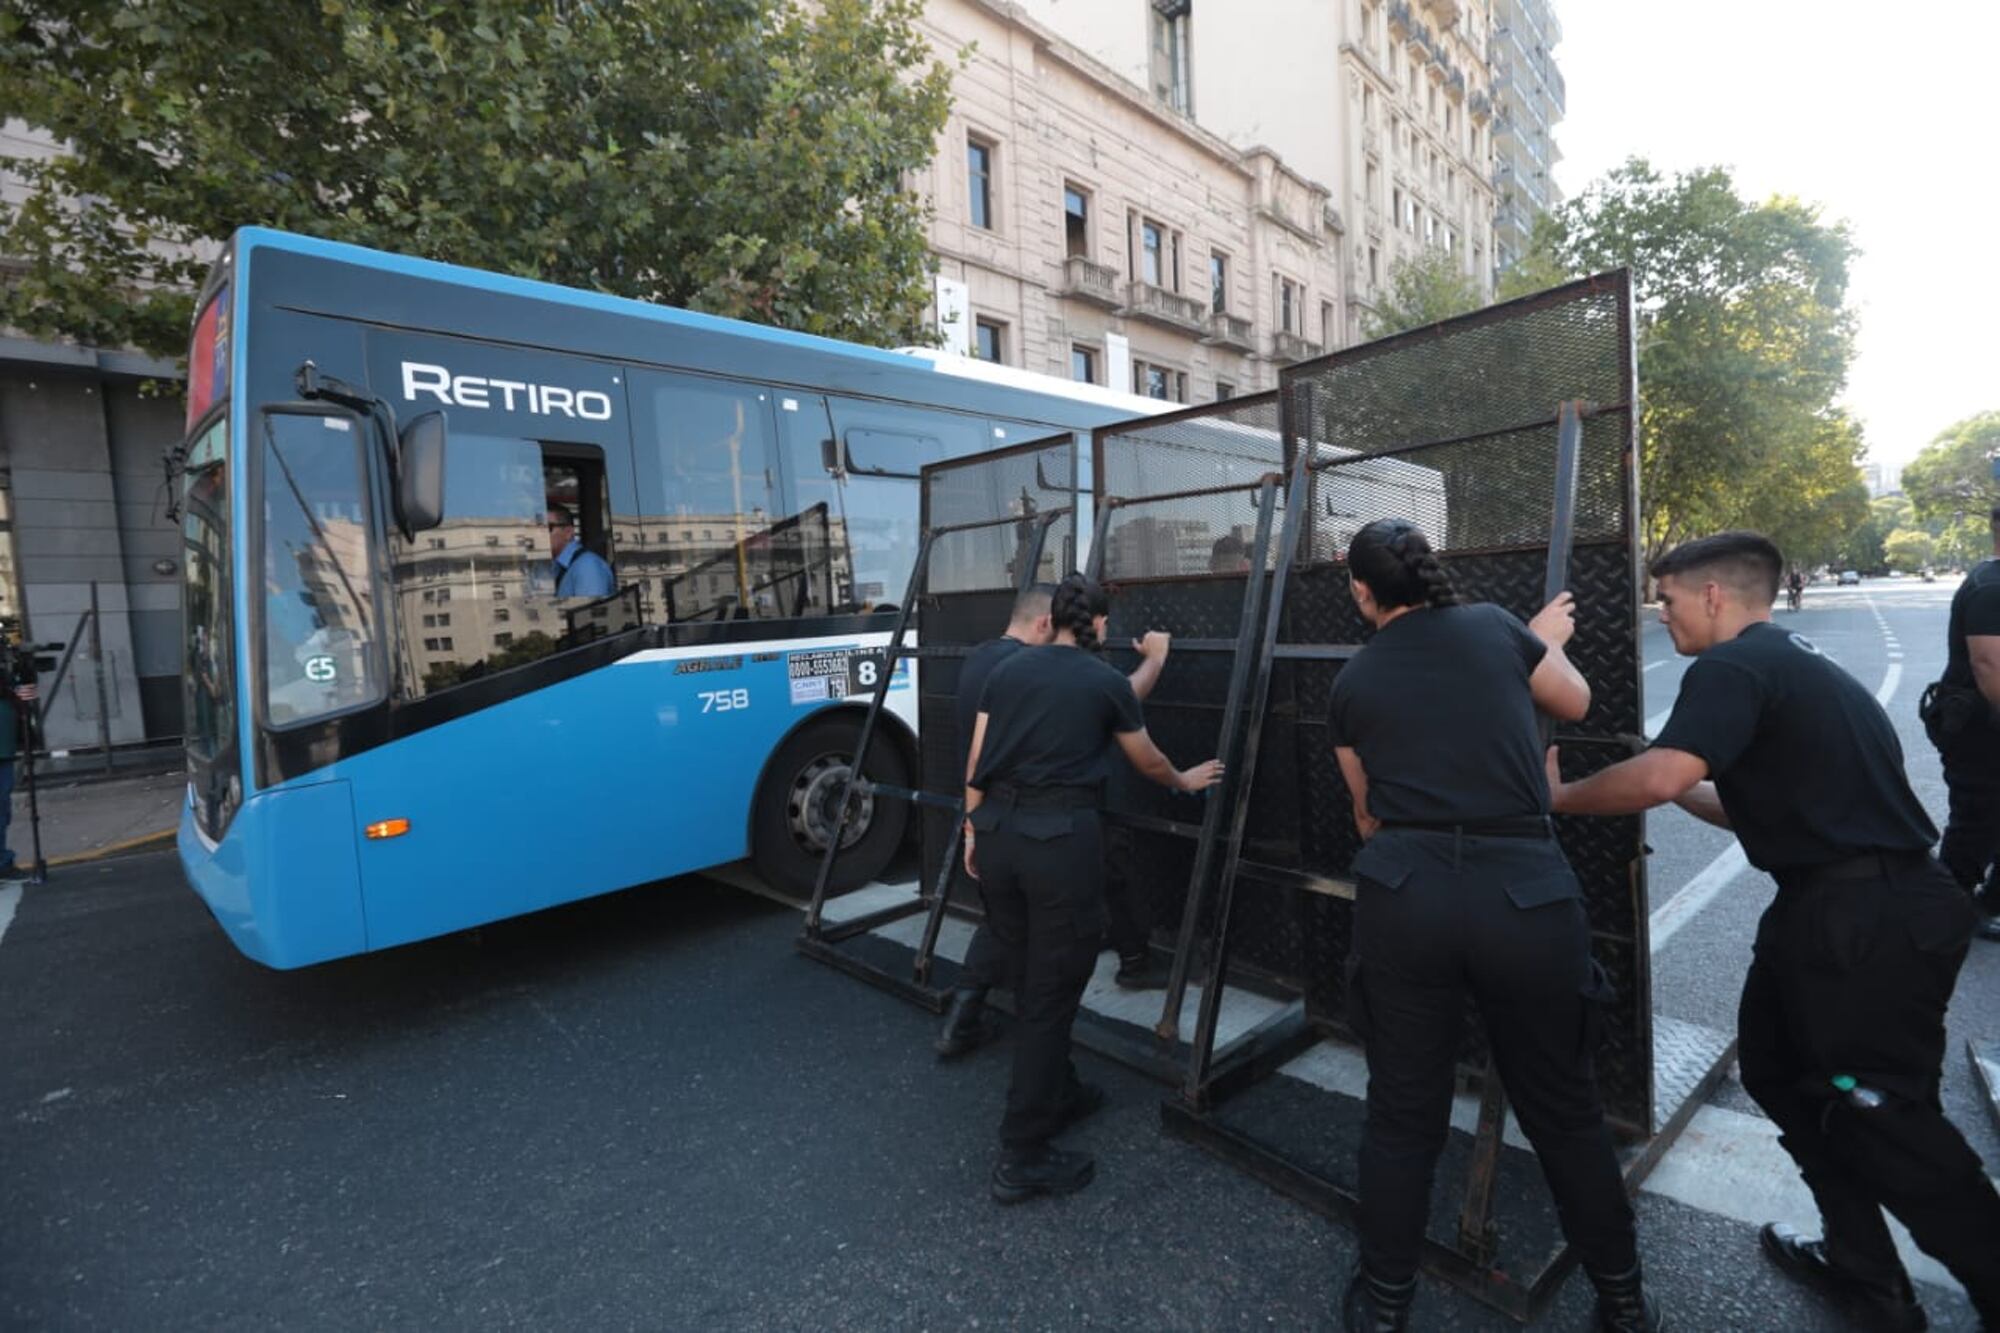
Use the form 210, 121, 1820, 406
987, 782, 1101, 810
1379, 815, 1553, 840
1774, 850, 1931, 892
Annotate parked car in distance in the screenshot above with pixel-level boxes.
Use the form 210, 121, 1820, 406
1839, 570, 1862, 585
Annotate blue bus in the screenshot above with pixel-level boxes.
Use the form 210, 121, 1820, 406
173, 227, 1163, 968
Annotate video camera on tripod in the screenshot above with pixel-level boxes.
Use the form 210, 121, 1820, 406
1, 625, 62, 884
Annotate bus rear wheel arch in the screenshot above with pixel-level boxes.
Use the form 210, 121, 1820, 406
751, 711, 911, 899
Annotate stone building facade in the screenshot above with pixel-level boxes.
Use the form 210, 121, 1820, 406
1009, 0, 1552, 321
1488, 0, 1566, 275
915, 0, 1347, 402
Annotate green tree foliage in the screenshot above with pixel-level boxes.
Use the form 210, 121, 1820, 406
1516, 159, 1864, 567
1835, 494, 1911, 574
1363, 247, 1485, 339
0, 0, 955, 357
1901, 410, 2000, 527
1883, 528, 1934, 573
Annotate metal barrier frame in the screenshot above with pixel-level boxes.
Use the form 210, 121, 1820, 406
1157, 271, 1735, 1322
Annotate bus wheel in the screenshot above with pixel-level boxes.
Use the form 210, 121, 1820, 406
752, 716, 910, 899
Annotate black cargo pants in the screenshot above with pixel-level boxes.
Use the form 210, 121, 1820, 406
1747, 853, 2000, 1322
970, 786, 1106, 1154
1938, 739, 2000, 911
1347, 825, 1638, 1283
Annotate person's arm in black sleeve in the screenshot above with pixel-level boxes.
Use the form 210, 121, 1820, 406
1549, 658, 1756, 819
1104, 669, 1223, 792
1963, 583, 2000, 710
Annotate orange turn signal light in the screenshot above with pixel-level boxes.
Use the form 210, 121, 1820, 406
364, 818, 411, 840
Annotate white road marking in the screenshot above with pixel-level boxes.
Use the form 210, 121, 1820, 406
0, 883, 18, 952
1648, 845, 1749, 953
1877, 662, 1902, 707
1644, 660, 1667, 673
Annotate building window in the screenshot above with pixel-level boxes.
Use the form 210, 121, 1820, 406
1392, 187, 1404, 230
1321, 301, 1336, 347
1072, 345, 1098, 384
1216, 381, 1236, 401
1366, 162, 1380, 213
1132, 359, 1181, 403
494, 632, 514, 647
1276, 276, 1300, 334
1064, 183, 1090, 257
1141, 219, 1164, 286
974, 317, 1006, 363
1150, 2, 1192, 116
438, 636, 453, 651
1368, 245, 1380, 286
493, 607, 510, 623
1210, 251, 1229, 313
968, 137, 994, 230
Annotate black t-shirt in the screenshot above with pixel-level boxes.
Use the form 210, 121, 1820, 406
956, 634, 1029, 781
1326, 602, 1550, 823
970, 644, 1145, 790
1943, 558, 2000, 691
1651, 620, 1936, 871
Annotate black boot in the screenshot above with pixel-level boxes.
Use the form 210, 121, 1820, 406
1114, 952, 1170, 989
1586, 1262, 1665, 1332
990, 1146, 1094, 1204
1341, 1264, 1415, 1332
935, 986, 992, 1060
1760, 1223, 1927, 1331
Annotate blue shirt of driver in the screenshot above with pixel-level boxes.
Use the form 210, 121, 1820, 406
554, 537, 615, 598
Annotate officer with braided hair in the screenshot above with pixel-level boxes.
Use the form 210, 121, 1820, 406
962, 571, 1223, 1202
1329, 519, 1661, 1332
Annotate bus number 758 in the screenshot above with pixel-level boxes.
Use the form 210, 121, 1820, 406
700, 689, 751, 713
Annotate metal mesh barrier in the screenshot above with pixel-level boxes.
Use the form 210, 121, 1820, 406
1250, 272, 1648, 1130
1082, 398, 1293, 1011
913, 436, 1080, 916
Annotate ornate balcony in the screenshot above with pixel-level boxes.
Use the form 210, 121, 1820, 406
1120, 280, 1208, 334
1059, 255, 1120, 309
1425, 0, 1463, 23
1469, 89, 1492, 123
1268, 331, 1323, 365
1387, 0, 1414, 37
1199, 311, 1255, 352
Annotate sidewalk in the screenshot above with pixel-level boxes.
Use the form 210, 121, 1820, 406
7, 768, 183, 869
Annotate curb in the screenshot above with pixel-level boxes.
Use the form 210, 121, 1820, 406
1973, 1040, 2000, 1138
42, 827, 177, 869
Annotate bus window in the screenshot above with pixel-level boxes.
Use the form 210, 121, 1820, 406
180, 417, 238, 836
390, 432, 594, 696
819, 399, 990, 609
258, 410, 384, 727
636, 372, 790, 623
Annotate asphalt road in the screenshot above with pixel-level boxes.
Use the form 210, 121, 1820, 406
1, 576, 1993, 1329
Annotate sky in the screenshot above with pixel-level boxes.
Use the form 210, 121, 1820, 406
1551, 1, 1999, 479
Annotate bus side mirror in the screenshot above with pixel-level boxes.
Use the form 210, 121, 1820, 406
398, 411, 447, 534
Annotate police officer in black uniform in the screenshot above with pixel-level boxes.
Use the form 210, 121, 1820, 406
1551, 531, 2000, 1331
963, 572, 1221, 1202
936, 586, 1173, 1058
1929, 502, 2000, 941
1329, 519, 1659, 1333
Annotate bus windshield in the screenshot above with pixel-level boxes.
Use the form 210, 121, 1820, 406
258, 411, 385, 726
180, 419, 238, 838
